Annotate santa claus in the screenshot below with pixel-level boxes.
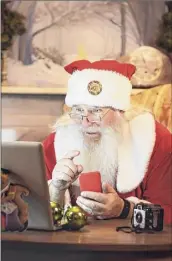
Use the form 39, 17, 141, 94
43, 60, 172, 224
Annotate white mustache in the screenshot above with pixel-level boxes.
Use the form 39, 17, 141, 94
82, 126, 102, 133
69, 123, 116, 136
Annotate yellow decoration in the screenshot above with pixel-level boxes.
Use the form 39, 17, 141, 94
131, 84, 172, 132
50, 201, 57, 209
76, 44, 87, 60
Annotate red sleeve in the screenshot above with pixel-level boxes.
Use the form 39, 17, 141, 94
143, 122, 172, 224
42, 132, 56, 180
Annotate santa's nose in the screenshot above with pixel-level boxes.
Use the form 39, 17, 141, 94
81, 117, 93, 128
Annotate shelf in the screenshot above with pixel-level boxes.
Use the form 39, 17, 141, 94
1, 86, 67, 95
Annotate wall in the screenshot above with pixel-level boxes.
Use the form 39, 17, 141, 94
2, 94, 65, 141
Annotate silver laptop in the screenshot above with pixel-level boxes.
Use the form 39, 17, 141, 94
1, 141, 59, 231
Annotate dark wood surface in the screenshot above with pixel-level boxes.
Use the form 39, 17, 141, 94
2, 219, 172, 261
2, 219, 172, 251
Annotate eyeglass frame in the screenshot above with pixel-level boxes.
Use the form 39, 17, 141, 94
68, 105, 111, 123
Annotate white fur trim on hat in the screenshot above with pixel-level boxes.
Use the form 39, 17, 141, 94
65, 69, 132, 110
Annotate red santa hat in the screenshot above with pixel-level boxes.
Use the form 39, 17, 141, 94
64, 60, 136, 111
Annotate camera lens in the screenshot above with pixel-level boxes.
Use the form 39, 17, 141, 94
136, 212, 143, 223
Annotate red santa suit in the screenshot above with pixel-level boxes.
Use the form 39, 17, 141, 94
43, 119, 172, 225
43, 60, 172, 225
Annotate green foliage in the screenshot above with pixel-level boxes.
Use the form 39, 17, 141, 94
156, 2, 172, 53
1, 1, 26, 50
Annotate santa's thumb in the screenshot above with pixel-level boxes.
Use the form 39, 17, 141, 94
102, 183, 117, 194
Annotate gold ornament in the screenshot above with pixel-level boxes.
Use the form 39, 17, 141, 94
88, 81, 102, 95
62, 206, 87, 231
50, 201, 63, 225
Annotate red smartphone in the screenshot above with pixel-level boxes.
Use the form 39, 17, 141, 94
79, 171, 102, 192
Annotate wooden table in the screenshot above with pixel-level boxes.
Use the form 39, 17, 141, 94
2, 219, 172, 261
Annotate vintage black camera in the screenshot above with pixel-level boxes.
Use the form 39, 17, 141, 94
131, 203, 164, 231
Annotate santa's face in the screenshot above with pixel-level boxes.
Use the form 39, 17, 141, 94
69, 105, 117, 141
54, 106, 124, 194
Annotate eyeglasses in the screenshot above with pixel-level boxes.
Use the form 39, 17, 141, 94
69, 106, 110, 123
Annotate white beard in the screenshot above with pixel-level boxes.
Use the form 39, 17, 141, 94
54, 122, 118, 198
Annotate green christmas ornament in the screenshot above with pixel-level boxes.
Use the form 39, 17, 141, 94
62, 206, 87, 231
50, 201, 63, 225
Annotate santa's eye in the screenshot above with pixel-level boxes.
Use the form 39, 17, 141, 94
91, 108, 102, 114
75, 107, 84, 113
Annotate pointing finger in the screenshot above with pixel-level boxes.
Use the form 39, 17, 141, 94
64, 150, 80, 160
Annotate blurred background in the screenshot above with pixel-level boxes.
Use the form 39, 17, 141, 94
1, 0, 172, 142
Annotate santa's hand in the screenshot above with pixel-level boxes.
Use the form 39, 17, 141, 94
76, 183, 124, 218
52, 150, 83, 191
